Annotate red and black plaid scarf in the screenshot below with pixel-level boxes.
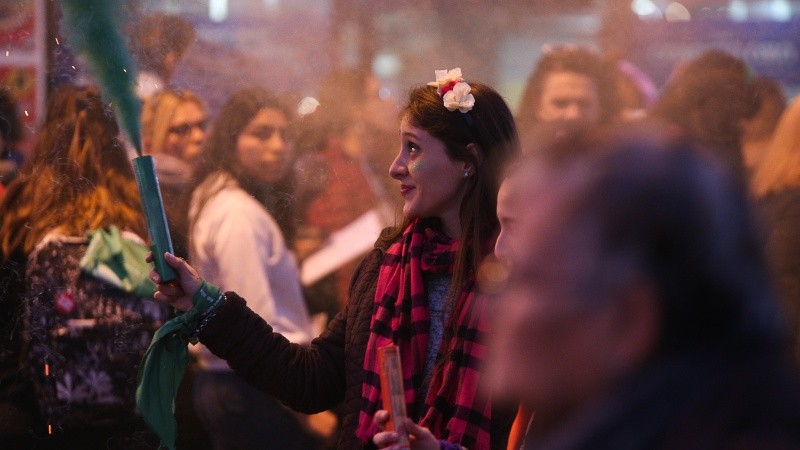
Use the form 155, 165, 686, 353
356, 218, 492, 449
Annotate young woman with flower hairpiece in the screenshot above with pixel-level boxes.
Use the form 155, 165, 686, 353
143, 69, 521, 450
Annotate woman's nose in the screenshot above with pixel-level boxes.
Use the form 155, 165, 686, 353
388, 152, 407, 179
267, 131, 286, 149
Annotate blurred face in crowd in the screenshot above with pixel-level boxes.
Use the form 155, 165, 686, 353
495, 164, 546, 263
489, 169, 654, 428
389, 117, 471, 237
236, 107, 294, 184
537, 71, 601, 135
494, 181, 517, 263
165, 100, 207, 162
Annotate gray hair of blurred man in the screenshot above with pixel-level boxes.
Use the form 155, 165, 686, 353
506, 125, 786, 359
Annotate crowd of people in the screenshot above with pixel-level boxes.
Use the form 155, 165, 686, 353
1, 12, 800, 450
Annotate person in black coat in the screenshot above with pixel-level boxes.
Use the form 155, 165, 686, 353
488, 125, 800, 450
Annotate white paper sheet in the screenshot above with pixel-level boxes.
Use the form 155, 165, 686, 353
300, 208, 385, 286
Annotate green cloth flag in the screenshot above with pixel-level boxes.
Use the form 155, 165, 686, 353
80, 225, 157, 298
136, 282, 224, 450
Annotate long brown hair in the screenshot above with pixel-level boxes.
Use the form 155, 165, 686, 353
650, 50, 759, 178
380, 82, 521, 299
752, 96, 800, 198
0, 85, 145, 258
190, 87, 297, 242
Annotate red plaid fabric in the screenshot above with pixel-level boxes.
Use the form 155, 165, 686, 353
356, 218, 492, 449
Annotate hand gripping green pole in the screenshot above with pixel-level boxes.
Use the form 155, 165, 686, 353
132, 155, 178, 283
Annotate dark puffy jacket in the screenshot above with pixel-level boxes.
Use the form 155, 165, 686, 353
200, 245, 515, 449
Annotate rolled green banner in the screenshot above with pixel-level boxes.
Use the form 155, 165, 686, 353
132, 155, 178, 283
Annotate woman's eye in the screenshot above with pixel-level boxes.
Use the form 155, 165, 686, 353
407, 142, 420, 153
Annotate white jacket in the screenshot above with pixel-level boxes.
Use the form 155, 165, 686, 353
188, 171, 313, 371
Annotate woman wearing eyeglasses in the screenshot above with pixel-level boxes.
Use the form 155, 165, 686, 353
185, 87, 321, 449
142, 88, 208, 165
141, 88, 208, 259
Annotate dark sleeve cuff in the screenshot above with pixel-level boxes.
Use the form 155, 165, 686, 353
198, 291, 253, 340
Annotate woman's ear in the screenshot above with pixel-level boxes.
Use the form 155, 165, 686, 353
463, 143, 482, 175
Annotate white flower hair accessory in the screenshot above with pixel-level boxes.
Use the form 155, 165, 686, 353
427, 67, 475, 113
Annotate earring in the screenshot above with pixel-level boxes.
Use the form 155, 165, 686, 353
464, 170, 470, 178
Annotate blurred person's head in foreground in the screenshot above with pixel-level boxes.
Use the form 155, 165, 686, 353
515, 44, 620, 152
488, 124, 796, 446
0, 84, 144, 258
141, 88, 207, 164
650, 50, 760, 178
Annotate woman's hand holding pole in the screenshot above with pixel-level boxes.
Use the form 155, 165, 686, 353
146, 251, 203, 311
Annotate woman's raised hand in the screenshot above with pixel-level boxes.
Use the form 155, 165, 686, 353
371, 410, 440, 450
146, 251, 203, 311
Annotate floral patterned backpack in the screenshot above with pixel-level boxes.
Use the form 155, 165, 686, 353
23, 231, 169, 433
